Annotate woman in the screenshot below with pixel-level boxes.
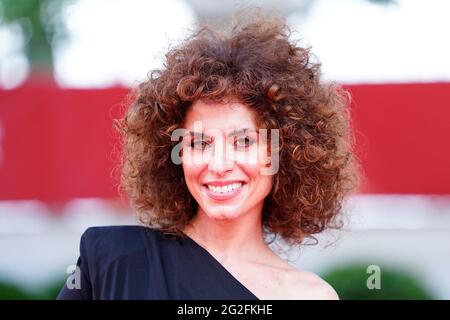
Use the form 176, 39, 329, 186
57, 12, 358, 300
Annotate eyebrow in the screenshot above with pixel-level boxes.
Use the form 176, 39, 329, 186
187, 128, 257, 139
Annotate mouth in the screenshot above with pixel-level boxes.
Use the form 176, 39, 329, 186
202, 182, 246, 201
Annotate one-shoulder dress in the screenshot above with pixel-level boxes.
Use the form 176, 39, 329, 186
56, 225, 259, 300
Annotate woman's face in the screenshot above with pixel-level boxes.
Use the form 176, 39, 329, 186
181, 99, 273, 221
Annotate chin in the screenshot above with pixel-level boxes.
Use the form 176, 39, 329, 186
201, 206, 243, 221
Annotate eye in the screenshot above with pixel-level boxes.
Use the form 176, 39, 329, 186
234, 136, 255, 149
191, 140, 209, 150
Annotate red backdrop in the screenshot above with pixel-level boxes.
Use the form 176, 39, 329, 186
1, 82, 449, 202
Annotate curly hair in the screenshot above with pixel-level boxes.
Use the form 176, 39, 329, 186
116, 12, 359, 246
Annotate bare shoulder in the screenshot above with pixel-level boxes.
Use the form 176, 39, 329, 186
287, 269, 339, 300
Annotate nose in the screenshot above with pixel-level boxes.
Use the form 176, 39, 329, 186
208, 143, 234, 175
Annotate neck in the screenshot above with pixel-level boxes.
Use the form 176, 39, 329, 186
183, 204, 269, 263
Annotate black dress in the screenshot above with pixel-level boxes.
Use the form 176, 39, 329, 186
57, 225, 259, 300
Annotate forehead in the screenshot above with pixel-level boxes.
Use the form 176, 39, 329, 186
183, 99, 257, 131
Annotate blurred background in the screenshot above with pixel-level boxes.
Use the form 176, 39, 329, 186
0, 0, 449, 299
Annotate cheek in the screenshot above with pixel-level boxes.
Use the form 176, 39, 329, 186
240, 161, 273, 200
244, 144, 274, 192
238, 161, 262, 178
237, 142, 270, 173
181, 153, 206, 183
182, 161, 197, 178
238, 150, 273, 189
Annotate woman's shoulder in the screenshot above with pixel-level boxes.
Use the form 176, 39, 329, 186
82, 224, 149, 237
58, 225, 164, 299
286, 269, 339, 300
79, 225, 159, 263
79, 224, 182, 259
81, 225, 149, 245
77, 225, 171, 280
250, 251, 339, 300
81, 224, 178, 246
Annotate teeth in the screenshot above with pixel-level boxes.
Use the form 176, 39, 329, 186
207, 183, 242, 194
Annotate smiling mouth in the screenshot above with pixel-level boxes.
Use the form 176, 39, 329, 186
202, 182, 246, 200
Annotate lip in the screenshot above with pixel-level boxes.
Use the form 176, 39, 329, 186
202, 181, 246, 201
203, 180, 245, 186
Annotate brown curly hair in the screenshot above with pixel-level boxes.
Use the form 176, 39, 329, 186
116, 11, 359, 246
